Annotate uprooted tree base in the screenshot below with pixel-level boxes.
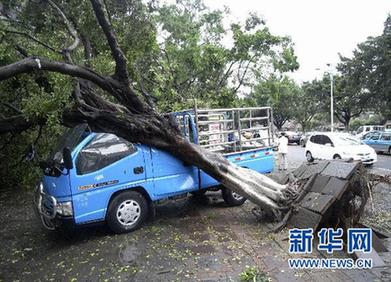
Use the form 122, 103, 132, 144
252, 160, 370, 232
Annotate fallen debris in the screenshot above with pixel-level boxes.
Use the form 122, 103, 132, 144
254, 160, 371, 233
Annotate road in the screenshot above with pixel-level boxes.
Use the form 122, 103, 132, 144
285, 144, 391, 172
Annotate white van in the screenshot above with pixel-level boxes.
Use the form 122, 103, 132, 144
356, 125, 385, 139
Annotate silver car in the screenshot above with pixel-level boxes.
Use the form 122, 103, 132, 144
362, 131, 391, 154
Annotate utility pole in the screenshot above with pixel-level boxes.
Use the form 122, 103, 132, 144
328, 65, 334, 132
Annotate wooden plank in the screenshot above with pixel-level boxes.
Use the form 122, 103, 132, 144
293, 163, 308, 178
320, 177, 349, 200
288, 207, 323, 230
310, 175, 331, 193
299, 161, 330, 180
295, 174, 318, 202
299, 192, 335, 215
321, 161, 359, 180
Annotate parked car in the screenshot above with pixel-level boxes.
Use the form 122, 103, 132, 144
362, 131, 391, 154
355, 125, 385, 139
300, 132, 315, 147
283, 131, 302, 145
305, 132, 377, 165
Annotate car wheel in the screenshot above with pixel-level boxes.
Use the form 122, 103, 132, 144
306, 151, 314, 162
107, 191, 148, 234
221, 188, 246, 206
333, 154, 341, 160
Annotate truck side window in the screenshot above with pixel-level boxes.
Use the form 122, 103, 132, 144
76, 133, 136, 175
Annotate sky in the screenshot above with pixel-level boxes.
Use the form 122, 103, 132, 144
202, 0, 391, 83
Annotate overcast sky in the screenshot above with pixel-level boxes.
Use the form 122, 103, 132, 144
202, 0, 391, 83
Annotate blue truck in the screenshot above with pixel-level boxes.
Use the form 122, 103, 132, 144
34, 107, 275, 233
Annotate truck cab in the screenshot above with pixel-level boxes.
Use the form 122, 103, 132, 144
34, 107, 275, 233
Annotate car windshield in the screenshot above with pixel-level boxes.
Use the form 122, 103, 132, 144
48, 124, 89, 162
333, 135, 362, 146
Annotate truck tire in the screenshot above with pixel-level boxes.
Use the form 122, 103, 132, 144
106, 191, 148, 234
221, 188, 246, 206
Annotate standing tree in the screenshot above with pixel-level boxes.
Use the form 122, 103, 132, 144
145, 2, 298, 111
292, 80, 328, 132
247, 75, 299, 130
338, 15, 391, 120
0, 0, 300, 216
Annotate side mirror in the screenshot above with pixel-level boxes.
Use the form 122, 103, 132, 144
325, 143, 333, 147
63, 147, 73, 170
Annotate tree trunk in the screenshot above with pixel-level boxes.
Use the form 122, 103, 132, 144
77, 109, 289, 216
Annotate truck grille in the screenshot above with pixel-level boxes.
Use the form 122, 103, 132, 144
41, 193, 56, 218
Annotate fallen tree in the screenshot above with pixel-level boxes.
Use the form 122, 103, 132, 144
0, 0, 369, 227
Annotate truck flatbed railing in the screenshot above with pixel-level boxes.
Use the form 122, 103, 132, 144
171, 106, 275, 154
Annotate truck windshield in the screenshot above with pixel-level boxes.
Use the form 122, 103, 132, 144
49, 124, 89, 163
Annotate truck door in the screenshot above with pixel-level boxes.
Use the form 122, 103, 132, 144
151, 113, 199, 197
70, 133, 146, 224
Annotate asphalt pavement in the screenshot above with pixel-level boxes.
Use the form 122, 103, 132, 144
285, 144, 391, 172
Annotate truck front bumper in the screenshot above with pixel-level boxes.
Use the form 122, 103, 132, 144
33, 183, 75, 231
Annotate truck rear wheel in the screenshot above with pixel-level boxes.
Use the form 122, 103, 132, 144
221, 188, 246, 206
107, 191, 148, 234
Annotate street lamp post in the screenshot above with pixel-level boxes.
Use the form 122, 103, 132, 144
316, 64, 334, 132
327, 64, 334, 132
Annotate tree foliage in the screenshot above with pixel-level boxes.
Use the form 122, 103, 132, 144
246, 75, 300, 130
338, 15, 391, 120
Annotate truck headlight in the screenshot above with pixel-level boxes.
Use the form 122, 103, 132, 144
56, 201, 73, 216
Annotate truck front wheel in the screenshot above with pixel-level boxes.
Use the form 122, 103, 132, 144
221, 188, 246, 206
107, 191, 148, 234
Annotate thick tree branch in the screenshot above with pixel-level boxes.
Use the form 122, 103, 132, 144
0, 57, 147, 114
90, 0, 129, 83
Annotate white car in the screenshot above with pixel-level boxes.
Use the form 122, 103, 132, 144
305, 132, 377, 165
